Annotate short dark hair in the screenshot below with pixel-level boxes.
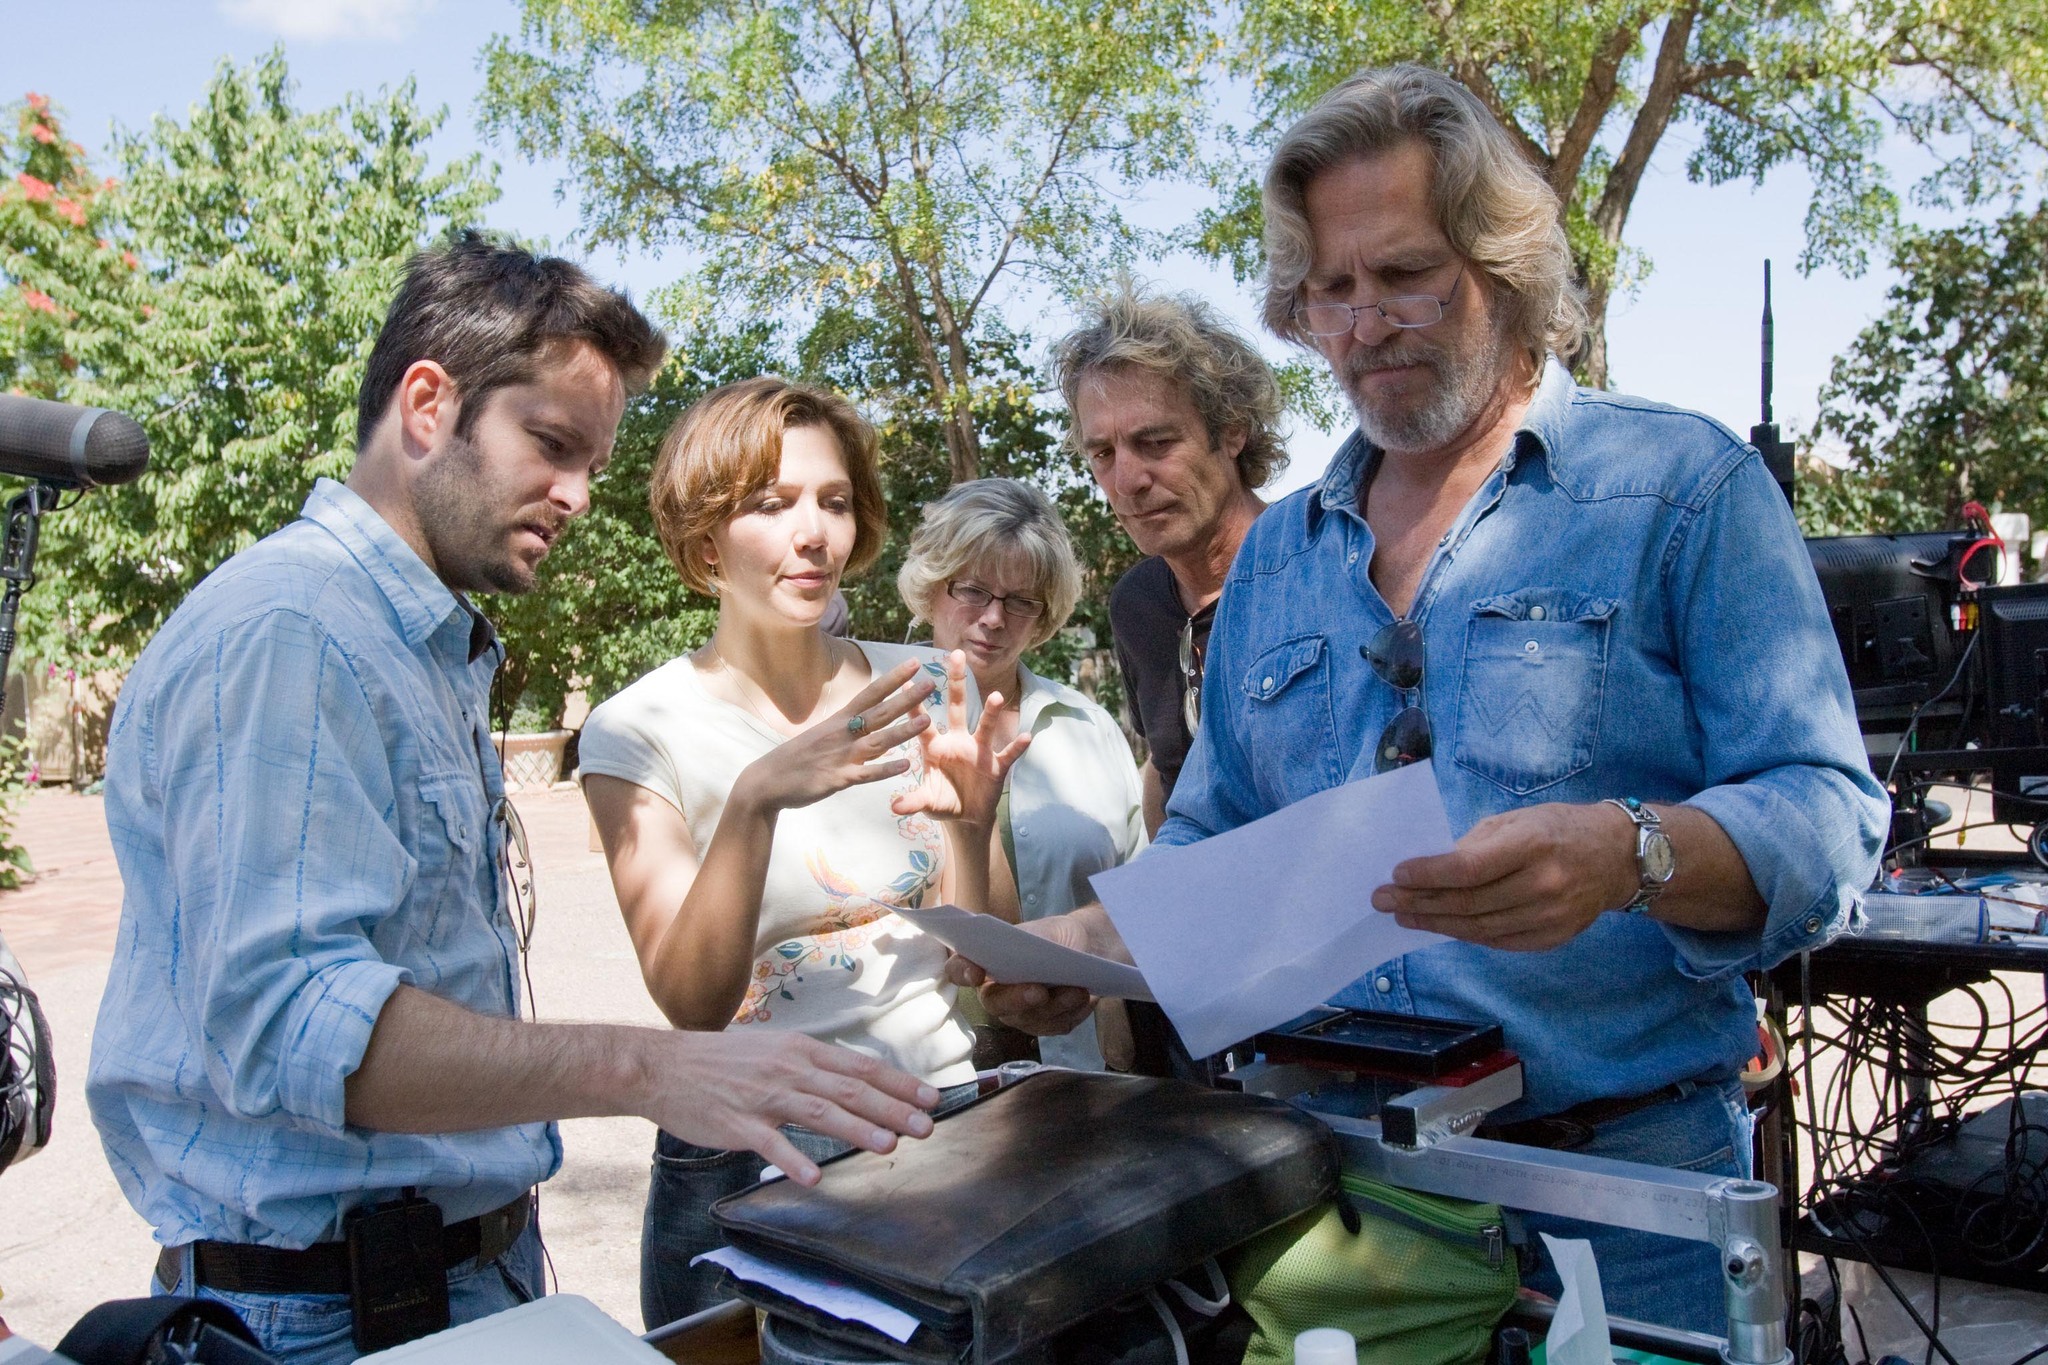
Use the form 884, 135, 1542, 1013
356, 231, 667, 447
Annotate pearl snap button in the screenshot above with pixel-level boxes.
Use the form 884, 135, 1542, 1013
1529, 605, 1546, 621
1524, 640, 1539, 654
1262, 676, 1274, 691
1375, 976, 1393, 993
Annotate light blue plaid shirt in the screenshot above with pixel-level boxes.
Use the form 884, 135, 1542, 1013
88, 479, 559, 1249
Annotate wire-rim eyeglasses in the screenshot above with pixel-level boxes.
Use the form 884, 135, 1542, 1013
1292, 266, 1465, 339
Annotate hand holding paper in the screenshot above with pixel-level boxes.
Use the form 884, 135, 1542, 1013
899, 904, 1154, 1001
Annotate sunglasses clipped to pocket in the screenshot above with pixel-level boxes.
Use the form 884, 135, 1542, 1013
1362, 617, 1431, 773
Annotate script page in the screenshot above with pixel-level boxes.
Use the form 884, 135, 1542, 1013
1089, 760, 1457, 1058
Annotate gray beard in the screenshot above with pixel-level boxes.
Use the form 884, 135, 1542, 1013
1342, 318, 1512, 454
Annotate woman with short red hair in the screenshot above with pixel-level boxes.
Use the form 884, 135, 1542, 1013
579, 377, 1026, 1327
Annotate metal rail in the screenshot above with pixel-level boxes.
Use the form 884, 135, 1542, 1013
1321, 1112, 1791, 1365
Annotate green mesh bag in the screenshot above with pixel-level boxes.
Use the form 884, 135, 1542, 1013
1226, 1174, 1520, 1365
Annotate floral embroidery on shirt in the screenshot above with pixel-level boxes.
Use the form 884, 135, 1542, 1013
732, 743, 944, 1025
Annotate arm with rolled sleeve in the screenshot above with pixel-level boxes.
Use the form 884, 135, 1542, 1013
150, 610, 415, 1139
1665, 451, 1890, 979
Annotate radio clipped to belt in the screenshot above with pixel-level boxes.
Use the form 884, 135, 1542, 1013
344, 1187, 453, 1352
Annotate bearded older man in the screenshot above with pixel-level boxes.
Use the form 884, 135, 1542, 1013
955, 65, 1887, 1330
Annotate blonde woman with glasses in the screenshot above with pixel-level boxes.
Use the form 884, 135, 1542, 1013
899, 479, 1147, 1071
578, 379, 1026, 1327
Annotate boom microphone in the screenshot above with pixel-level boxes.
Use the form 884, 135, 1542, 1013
0, 393, 150, 489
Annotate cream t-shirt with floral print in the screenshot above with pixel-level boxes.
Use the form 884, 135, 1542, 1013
579, 641, 976, 1088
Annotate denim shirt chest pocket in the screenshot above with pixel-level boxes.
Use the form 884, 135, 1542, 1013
1452, 588, 1616, 795
411, 770, 491, 923
1240, 633, 1342, 800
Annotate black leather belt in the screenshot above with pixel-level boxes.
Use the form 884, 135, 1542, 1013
156, 1194, 531, 1296
1477, 1082, 1694, 1151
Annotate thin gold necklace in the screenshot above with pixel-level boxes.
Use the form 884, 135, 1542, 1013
707, 638, 833, 736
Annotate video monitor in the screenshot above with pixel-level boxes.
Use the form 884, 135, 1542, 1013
1805, 531, 1973, 716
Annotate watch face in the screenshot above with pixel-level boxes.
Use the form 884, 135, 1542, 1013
1643, 829, 1676, 883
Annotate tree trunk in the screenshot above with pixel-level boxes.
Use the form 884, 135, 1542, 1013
1578, 271, 1612, 390
943, 407, 980, 484
1574, 2, 1697, 393
931, 288, 982, 484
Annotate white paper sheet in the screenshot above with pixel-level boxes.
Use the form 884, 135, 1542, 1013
693, 1246, 921, 1344
1538, 1233, 1612, 1365
896, 903, 1155, 1001
1087, 760, 1456, 1059
357, 1294, 666, 1362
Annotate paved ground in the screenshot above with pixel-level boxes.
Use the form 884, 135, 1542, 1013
0, 786, 666, 1342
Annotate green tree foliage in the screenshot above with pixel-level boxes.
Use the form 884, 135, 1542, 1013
478, 0, 1213, 485
1809, 200, 2048, 534
1793, 456, 1942, 538
1209, 0, 2048, 387
11, 52, 497, 672
0, 737, 33, 889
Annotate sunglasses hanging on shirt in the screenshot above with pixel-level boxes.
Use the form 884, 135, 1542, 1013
1362, 617, 1431, 773
1178, 613, 1205, 734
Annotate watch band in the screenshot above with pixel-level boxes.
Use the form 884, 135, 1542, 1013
1604, 797, 1673, 914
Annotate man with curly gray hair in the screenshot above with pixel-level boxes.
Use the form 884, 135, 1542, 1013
960, 65, 1885, 1334
1052, 287, 1287, 835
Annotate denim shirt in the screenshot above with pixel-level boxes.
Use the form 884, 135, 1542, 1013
1158, 362, 1888, 1118
88, 479, 559, 1249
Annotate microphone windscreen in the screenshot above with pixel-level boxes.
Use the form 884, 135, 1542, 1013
80, 409, 150, 487
0, 394, 151, 487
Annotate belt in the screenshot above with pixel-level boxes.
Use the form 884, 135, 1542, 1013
1476, 1082, 1695, 1151
156, 1194, 531, 1296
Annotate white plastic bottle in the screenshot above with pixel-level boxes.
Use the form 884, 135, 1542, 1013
1292, 1327, 1357, 1364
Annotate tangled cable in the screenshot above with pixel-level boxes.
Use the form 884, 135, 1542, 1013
1793, 958, 2048, 1365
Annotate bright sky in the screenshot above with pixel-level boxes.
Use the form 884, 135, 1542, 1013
1, 0, 1959, 497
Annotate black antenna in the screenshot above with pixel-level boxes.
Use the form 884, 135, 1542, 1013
1750, 259, 1795, 508
1761, 260, 1775, 427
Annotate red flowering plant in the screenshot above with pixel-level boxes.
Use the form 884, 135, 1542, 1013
1, 93, 139, 402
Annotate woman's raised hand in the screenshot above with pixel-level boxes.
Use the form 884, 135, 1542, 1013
892, 650, 1032, 829
733, 659, 936, 813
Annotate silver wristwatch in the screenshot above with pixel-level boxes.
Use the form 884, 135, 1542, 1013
1605, 797, 1674, 914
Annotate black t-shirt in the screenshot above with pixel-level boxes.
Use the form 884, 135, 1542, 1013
1109, 556, 1215, 799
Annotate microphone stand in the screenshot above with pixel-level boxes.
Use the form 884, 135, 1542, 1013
0, 483, 59, 731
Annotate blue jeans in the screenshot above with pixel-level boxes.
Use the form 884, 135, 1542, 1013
640, 1081, 982, 1332
153, 1220, 543, 1364
1517, 1079, 1753, 1335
